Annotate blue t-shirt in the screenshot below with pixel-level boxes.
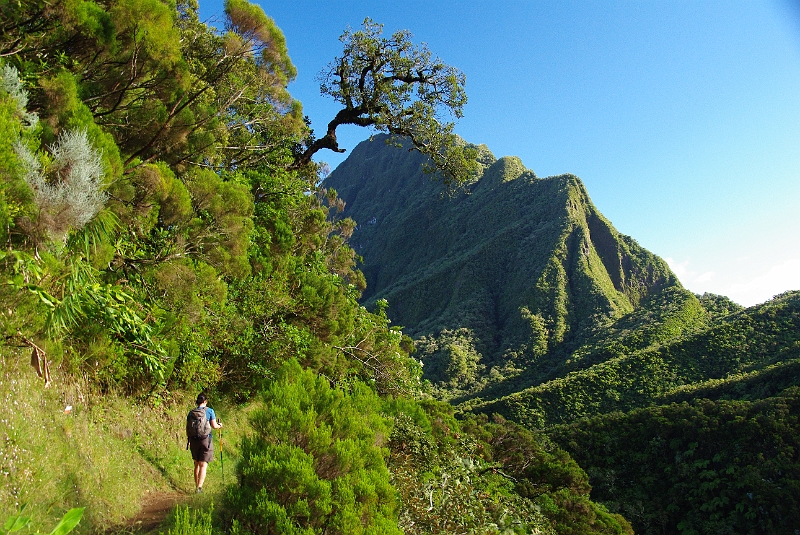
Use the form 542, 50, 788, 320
206, 406, 216, 438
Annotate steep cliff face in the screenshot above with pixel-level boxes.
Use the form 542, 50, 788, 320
324, 135, 684, 396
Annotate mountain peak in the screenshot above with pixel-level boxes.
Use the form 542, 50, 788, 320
475, 155, 533, 188
325, 137, 681, 398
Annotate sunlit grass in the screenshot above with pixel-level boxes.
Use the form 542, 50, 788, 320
161, 503, 215, 535
0, 347, 247, 533
1, 348, 142, 531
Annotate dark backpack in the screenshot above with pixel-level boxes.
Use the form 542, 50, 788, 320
186, 406, 212, 438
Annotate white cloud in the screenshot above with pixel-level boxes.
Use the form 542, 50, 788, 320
666, 256, 800, 307
694, 271, 716, 283
665, 257, 688, 278
725, 257, 800, 307
665, 257, 716, 288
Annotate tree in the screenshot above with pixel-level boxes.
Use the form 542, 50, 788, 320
295, 19, 479, 185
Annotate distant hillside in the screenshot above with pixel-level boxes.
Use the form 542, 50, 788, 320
477, 289, 800, 426
325, 135, 684, 399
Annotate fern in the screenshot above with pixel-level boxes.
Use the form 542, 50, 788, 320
2, 249, 166, 382
67, 207, 120, 258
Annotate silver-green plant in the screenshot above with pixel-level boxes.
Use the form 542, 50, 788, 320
0, 63, 39, 130
15, 129, 107, 241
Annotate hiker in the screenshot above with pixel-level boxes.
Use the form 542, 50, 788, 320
187, 393, 222, 493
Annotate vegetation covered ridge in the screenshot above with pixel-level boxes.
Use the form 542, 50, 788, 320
474, 290, 800, 427
324, 129, 800, 535
550, 384, 800, 535
324, 134, 680, 401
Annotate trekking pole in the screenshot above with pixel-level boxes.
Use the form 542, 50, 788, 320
219, 423, 224, 486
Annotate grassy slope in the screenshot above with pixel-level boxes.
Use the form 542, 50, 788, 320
0, 347, 247, 534
1, 346, 637, 535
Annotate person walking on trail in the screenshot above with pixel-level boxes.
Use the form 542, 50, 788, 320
186, 393, 222, 493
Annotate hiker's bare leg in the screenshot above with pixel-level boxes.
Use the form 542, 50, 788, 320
195, 461, 208, 489
194, 460, 207, 488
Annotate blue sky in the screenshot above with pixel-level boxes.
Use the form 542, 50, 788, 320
201, 1, 800, 307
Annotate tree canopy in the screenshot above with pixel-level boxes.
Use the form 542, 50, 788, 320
295, 18, 479, 185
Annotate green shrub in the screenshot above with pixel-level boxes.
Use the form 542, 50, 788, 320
225, 359, 400, 534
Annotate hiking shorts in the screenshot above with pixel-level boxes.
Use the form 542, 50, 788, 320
189, 435, 213, 463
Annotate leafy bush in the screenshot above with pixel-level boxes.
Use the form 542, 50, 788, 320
225, 360, 400, 534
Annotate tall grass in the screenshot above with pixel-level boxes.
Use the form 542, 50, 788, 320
162, 504, 215, 535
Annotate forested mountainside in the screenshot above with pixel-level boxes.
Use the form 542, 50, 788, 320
325, 137, 800, 535
324, 135, 681, 400
479, 290, 800, 427
0, 1, 635, 534
544, 291, 800, 535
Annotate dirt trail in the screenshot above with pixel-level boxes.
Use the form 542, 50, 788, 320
106, 491, 187, 534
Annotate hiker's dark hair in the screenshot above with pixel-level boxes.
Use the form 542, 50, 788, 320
196, 393, 207, 405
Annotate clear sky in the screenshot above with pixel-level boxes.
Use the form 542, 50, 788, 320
200, 0, 800, 307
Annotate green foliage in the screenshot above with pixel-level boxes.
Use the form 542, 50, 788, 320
0, 64, 38, 130
520, 306, 549, 357
478, 291, 800, 427
2, 506, 84, 535
550, 388, 800, 535
37, 70, 123, 181
224, 0, 296, 86
386, 402, 632, 534
10, 2, 793, 534
698, 292, 744, 320
466, 415, 631, 535
1, 0, 380, 399
299, 19, 479, 185
416, 328, 486, 395
183, 169, 254, 278
164, 504, 216, 535
226, 359, 401, 534
0, 63, 39, 246
1, 249, 167, 386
